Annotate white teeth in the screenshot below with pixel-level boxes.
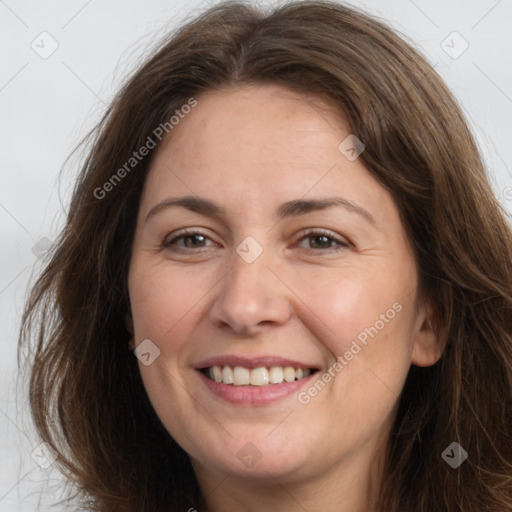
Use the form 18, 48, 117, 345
221, 366, 234, 384
206, 365, 314, 386
250, 367, 269, 386
269, 366, 284, 384
233, 366, 250, 385
283, 366, 295, 382
211, 366, 222, 383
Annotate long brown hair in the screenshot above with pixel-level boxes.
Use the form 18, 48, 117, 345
19, 1, 512, 510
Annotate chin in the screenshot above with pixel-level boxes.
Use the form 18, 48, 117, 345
191, 432, 312, 482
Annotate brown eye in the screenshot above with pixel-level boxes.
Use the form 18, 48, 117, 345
180, 234, 208, 248
163, 230, 216, 250
297, 229, 349, 252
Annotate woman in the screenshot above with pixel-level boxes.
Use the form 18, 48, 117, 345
20, 1, 512, 510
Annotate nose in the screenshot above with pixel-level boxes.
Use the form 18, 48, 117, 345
208, 245, 292, 336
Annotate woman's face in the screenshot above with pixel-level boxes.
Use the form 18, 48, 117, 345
128, 85, 441, 489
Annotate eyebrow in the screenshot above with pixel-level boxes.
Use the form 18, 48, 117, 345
144, 195, 376, 226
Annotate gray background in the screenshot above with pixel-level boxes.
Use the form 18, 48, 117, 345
1, 0, 511, 509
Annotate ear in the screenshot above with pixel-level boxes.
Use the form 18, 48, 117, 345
125, 313, 135, 350
411, 298, 446, 367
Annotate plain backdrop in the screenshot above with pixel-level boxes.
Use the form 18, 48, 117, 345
1, 0, 511, 509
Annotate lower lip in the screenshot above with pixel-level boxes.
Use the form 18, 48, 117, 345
196, 370, 317, 406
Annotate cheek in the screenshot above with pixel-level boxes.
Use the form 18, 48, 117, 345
288, 263, 417, 416
128, 265, 202, 432
128, 262, 209, 342
292, 266, 415, 357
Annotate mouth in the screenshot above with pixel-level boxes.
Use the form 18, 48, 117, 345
195, 356, 321, 403
199, 364, 318, 386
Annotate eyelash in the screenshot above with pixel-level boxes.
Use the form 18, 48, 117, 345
162, 228, 350, 254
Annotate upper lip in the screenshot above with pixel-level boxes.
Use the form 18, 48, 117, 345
195, 355, 320, 370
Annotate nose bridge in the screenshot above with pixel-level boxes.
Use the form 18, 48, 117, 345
230, 239, 271, 294
209, 237, 291, 333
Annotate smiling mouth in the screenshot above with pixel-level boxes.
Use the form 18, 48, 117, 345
200, 365, 318, 386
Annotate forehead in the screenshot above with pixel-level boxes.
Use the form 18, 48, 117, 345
158, 85, 348, 172
140, 84, 396, 227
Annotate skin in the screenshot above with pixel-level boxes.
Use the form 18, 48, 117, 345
127, 84, 444, 512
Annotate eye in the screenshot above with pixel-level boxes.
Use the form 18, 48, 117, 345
296, 229, 350, 252
163, 229, 217, 250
